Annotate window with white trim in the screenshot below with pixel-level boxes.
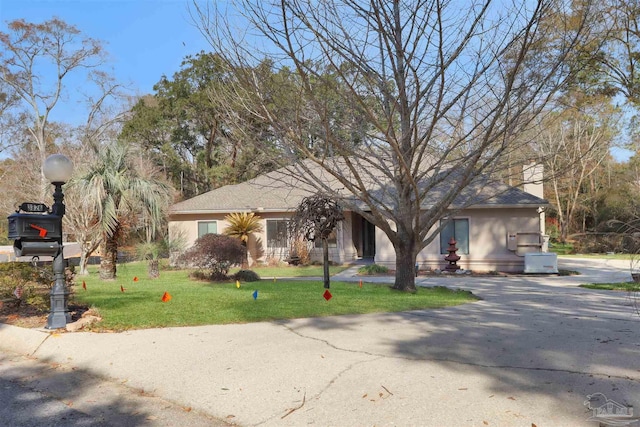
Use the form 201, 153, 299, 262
266, 219, 289, 248
440, 218, 469, 255
197, 221, 217, 238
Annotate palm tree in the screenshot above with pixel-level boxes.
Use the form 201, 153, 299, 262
224, 212, 263, 267
75, 142, 173, 280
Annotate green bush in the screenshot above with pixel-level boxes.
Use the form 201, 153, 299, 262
358, 264, 389, 275
234, 269, 261, 282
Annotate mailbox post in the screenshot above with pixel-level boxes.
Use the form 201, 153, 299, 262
43, 154, 74, 329
7, 154, 73, 329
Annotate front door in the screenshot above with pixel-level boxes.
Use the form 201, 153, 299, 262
362, 219, 376, 259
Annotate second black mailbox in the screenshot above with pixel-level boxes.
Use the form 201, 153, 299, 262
7, 212, 62, 257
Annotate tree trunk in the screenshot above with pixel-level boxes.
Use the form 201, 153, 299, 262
79, 240, 100, 276
392, 238, 417, 292
322, 238, 330, 289
559, 217, 568, 244
79, 251, 89, 276
99, 235, 118, 280
242, 241, 249, 269
148, 260, 160, 278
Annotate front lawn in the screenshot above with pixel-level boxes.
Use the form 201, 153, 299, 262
579, 282, 640, 292
228, 264, 351, 277
73, 263, 478, 330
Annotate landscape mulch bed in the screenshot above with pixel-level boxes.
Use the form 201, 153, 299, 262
0, 300, 88, 329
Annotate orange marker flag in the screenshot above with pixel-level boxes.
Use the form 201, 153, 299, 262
82, 281, 87, 290
120, 285, 126, 293
359, 280, 363, 288
161, 291, 172, 302
133, 276, 139, 282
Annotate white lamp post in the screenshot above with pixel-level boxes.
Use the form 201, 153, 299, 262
43, 154, 74, 329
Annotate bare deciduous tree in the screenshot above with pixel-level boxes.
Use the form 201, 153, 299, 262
533, 94, 619, 241
194, 0, 595, 291
0, 18, 125, 199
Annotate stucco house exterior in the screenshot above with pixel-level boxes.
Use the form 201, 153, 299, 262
169, 161, 548, 273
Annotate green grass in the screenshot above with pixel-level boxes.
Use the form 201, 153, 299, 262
228, 264, 351, 277
550, 242, 637, 260
579, 282, 640, 291
549, 242, 574, 255
558, 253, 635, 260
73, 262, 478, 330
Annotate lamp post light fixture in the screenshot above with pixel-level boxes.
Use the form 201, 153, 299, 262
43, 154, 74, 329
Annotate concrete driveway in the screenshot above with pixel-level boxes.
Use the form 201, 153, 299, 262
1, 257, 639, 426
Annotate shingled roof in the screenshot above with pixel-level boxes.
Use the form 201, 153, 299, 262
170, 161, 547, 214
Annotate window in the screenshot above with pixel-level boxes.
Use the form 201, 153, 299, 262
314, 229, 338, 248
267, 220, 289, 248
440, 219, 469, 255
197, 221, 217, 238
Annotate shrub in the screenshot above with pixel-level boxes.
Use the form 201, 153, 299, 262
180, 234, 245, 280
0, 262, 52, 311
358, 264, 389, 275
571, 233, 636, 254
265, 257, 284, 267
234, 269, 261, 282
289, 238, 311, 265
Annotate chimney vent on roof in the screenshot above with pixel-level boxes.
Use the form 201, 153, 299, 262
523, 163, 543, 199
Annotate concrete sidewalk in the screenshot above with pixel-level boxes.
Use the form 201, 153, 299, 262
1, 258, 639, 426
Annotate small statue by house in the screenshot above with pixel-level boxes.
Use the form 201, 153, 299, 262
444, 237, 461, 272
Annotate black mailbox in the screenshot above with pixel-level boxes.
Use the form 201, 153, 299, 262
7, 212, 62, 257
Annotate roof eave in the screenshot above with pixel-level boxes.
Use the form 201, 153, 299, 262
170, 207, 297, 215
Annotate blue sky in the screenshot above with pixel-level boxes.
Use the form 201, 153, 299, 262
0, 0, 212, 98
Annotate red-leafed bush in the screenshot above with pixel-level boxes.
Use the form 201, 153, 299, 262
180, 234, 245, 280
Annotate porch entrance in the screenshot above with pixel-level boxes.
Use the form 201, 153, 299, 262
362, 219, 375, 259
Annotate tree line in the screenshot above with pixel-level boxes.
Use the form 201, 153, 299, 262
0, 0, 639, 289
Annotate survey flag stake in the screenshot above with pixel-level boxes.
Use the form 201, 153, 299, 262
82, 281, 87, 290
359, 280, 363, 288
120, 285, 126, 293
323, 289, 332, 301
252, 290, 258, 300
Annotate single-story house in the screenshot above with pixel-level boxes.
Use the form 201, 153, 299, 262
168, 162, 548, 272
